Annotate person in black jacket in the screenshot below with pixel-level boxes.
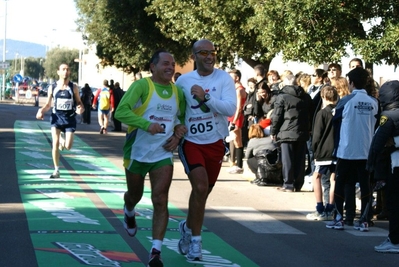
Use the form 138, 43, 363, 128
367, 80, 399, 253
242, 78, 259, 147
80, 83, 93, 124
271, 74, 314, 192
112, 82, 125, 132
306, 69, 327, 176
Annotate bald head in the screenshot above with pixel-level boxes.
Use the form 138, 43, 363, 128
192, 39, 214, 53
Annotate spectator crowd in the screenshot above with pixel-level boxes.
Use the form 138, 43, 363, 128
223, 58, 399, 253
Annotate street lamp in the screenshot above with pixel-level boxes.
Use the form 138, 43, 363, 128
1, 0, 8, 101
14, 52, 18, 71
39, 58, 43, 80
20, 56, 25, 77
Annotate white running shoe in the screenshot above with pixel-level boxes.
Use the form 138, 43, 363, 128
178, 220, 191, 255
374, 238, 399, 253
353, 220, 369, 232
228, 166, 243, 174
50, 171, 60, 179
326, 219, 344, 230
186, 239, 202, 261
59, 136, 65, 151
306, 211, 328, 221
123, 206, 137, 237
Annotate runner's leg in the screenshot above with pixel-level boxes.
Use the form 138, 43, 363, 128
149, 165, 173, 240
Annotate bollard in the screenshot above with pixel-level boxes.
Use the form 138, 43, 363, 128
34, 95, 39, 107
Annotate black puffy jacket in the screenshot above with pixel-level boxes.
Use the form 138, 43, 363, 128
367, 80, 399, 179
270, 85, 314, 143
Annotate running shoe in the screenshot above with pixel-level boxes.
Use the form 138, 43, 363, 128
353, 220, 369, 232
100, 127, 104, 134
306, 211, 328, 221
186, 239, 202, 261
123, 207, 137, 237
374, 238, 399, 253
49, 171, 60, 179
326, 219, 344, 230
59, 139, 65, 151
325, 211, 334, 221
276, 186, 295, 192
178, 220, 191, 255
228, 166, 243, 174
147, 248, 163, 267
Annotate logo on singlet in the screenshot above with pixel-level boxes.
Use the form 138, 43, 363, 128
149, 115, 172, 122
157, 103, 172, 111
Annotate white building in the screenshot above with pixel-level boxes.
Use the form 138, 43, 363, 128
80, 45, 399, 90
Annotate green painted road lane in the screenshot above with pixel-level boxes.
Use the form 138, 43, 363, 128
14, 120, 258, 266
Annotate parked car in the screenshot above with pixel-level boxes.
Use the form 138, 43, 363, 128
38, 82, 48, 96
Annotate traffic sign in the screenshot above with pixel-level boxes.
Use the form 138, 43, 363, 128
0, 62, 10, 69
13, 74, 23, 83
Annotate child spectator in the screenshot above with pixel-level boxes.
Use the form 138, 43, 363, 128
306, 86, 338, 220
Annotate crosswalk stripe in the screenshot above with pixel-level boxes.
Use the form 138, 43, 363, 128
211, 206, 306, 234
294, 209, 389, 237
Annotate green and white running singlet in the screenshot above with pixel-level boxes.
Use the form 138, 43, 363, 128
115, 78, 185, 165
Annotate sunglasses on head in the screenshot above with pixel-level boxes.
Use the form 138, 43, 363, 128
195, 50, 217, 57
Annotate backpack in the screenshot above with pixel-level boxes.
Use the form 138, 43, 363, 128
255, 147, 283, 185
99, 87, 110, 110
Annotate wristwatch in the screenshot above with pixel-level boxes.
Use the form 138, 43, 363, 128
204, 93, 211, 102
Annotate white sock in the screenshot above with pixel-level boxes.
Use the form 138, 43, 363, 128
124, 206, 135, 217
184, 222, 192, 233
191, 236, 201, 242
55, 167, 60, 172
152, 239, 162, 252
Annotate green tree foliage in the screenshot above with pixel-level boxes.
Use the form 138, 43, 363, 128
350, 1, 399, 65
147, 0, 266, 68
43, 48, 79, 82
75, 0, 192, 73
8, 58, 44, 80
75, 0, 399, 71
24, 58, 44, 80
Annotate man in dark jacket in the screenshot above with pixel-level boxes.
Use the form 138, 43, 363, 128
112, 82, 125, 132
271, 74, 314, 192
367, 80, 399, 253
81, 83, 93, 124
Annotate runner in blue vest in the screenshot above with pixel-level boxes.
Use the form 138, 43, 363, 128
36, 63, 84, 178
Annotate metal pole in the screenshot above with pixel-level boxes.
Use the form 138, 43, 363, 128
79, 48, 82, 86
1, 0, 7, 101
14, 52, 18, 71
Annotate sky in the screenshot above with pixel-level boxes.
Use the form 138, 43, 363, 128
1, 0, 83, 49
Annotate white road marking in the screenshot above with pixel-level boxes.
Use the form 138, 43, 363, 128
211, 206, 305, 235
294, 209, 389, 237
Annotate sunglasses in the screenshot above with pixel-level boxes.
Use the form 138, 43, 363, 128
195, 50, 217, 57
329, 68, 337, 72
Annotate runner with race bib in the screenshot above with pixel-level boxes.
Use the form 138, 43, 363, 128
175, 39, 236, 262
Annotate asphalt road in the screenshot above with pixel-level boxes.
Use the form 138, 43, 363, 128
0, 97, 398, 267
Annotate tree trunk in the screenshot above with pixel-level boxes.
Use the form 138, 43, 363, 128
241, 56, 271, 72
